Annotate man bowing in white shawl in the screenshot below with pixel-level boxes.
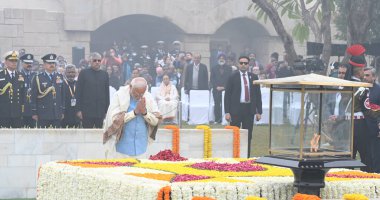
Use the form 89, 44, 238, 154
103, 77, 160, 158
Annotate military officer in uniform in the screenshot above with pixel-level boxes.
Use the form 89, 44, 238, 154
138, 45, 152, 67
347, 44, 371, 171
19, 53, 36, 127
30, 53, 65, 128
362, 67, 380, 173
170, 40, 183, 57
154, 41, 166, 62
0, 51, 25, 128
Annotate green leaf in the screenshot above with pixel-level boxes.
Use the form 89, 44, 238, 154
292, 23, 310, 44
279, 0, 292, 7
281, 7, 288, 16
288, 12, 301, 19
254, 4, 261, 11
306, 0, 314, 4
317, 9, 322, 21
248, 3, 253, 11
295, 3, 300, 15
257, 9, 264, 20
264, 13, 268, 23
289, 1, 295, 12
329, 0, 336, 11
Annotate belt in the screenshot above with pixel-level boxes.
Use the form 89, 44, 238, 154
353, 112, 365, 120
354, 112, 364, 116
347, 115, 365, 120
345, 112, 365, 120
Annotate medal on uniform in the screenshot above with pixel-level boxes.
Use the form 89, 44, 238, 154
52, 87, 56, 99
26, 88, 31, 103
18, 75, 24, 82
71, 98, 76, 107
56, 76, 62, 84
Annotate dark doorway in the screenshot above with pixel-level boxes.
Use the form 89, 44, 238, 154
210, 17, 270, 66
90, 14, 185, 53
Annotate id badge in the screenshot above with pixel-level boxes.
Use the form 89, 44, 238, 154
71, 98, 76, 107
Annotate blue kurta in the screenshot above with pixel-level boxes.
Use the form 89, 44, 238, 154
116, 97, 148, 156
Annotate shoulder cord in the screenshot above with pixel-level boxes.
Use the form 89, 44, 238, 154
36, 75, 56, 99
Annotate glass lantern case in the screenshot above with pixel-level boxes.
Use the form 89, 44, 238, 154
254, 74, 372, 195
269, 87, 353, 160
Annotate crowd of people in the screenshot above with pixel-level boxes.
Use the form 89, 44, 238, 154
0, 40, 287, 128
1, 41, 380, 162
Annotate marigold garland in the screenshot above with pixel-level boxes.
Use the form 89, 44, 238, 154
164, 125, 180, 154
292, 193, 321, 200
326, 171, 380, 179
196, 125, 212, 158
343, 194, 369, 200
157, 186, 171, 200
225, 126, 240, 158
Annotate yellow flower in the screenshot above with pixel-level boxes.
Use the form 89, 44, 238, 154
343, 194, 369, 200
196, 125, 212, 158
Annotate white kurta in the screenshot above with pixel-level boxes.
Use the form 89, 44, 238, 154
104, 85, 159, 158
155, 83, 179, 119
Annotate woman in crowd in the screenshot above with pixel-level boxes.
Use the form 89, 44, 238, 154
124, 68, 140, 85
101, 48, 122, 68
155, 74, 179, 124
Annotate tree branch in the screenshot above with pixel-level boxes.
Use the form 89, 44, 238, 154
310, 0, 321, 17
252, 0, 298, 64
321, 0, 332, 74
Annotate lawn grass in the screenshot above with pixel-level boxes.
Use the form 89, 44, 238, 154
162, 122, 271, 157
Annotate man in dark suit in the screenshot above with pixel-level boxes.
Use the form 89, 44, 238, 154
210, 54, 232, 124
19, 53, 36, 128
184, 53, 209, 94
0, 51, 25, 128
31, 53, 65, 128
76, 52, 109, 128
224, 56, 262, 157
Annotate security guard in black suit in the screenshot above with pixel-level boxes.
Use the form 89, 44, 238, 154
30, 53, 65, 128
0, 51, 25, 128
19, 53, 36, 128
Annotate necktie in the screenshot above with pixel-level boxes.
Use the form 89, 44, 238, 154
49, 74, 53, 80
11, 72, 15, 80
243, 73, 249, 102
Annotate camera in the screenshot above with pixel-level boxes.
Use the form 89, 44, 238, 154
293, 57, 324, 72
